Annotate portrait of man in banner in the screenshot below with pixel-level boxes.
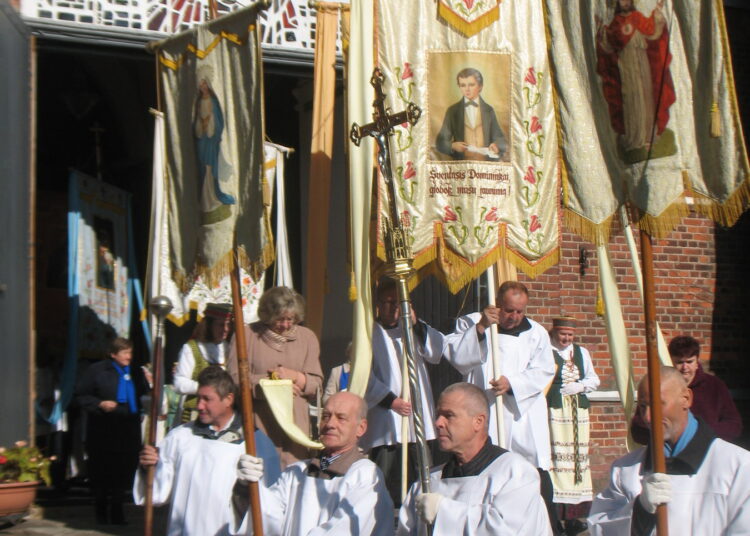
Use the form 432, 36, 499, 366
595, 0, 677, 164
94, 216, 116, 290
193, 63, 236, 226
429, 52, 511, 163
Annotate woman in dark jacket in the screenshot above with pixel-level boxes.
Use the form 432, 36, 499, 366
76, 337, 149, 524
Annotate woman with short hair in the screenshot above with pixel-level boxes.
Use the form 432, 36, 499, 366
227, 286, 323, 468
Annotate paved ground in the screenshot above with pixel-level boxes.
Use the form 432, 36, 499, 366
1, 488, 590, 535
0, 488, 169, 535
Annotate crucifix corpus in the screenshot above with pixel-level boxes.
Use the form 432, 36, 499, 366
350, 68, 433, 501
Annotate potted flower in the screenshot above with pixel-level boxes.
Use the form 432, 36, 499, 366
0, 441, 52, 517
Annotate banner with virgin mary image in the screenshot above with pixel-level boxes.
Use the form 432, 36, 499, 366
372, 0, 560, 292
545, 0, 750, 243
156, 4, 272, 290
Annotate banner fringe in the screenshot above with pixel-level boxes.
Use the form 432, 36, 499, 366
688, 179, 750, 229
634, 200, 689, 239
437, 2, 499, 38
171, 240, 274, 294
563, 209, 614, 246
375, 223, 558, 294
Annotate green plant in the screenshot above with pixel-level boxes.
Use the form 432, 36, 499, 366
0, 441, 52, 485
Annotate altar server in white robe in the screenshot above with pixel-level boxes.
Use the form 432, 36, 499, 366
134, 366, 279, 536
235, 391, 394, 535
588, 367, 750, 535
398, 382, 551, 535
443, 281, 558, 530
362, 277, 445, 505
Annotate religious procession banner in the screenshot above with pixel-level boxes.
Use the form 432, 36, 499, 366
155, 4, 272, 291
544, 0, 750, 243
371, 0, 560, 292
148, 107, 283, 325
68, 171, 133, 358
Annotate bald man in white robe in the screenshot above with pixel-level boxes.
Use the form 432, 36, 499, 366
589, 367, 750, 535
235, 391, 394, 535
398, 382, 550, 535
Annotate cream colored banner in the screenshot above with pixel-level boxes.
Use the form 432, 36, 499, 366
376, 0, 560, 292
545, 0, 750, 243
157, 6, 272, 290
347, 0, 376, 398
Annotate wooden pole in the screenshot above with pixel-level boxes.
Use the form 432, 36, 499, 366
640, 230, 668, 535
144, 296, 172, 536
230, 255, 264, 536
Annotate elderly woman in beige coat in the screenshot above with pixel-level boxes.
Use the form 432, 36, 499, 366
227, 286, 323, 468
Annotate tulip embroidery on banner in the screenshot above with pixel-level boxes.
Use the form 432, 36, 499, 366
443, 205, 468, 245
523, 67, 543, 109
473, 206, 499, 247
396, 161, 417, 205
524, 116, 544, 158
523, 214, 543, 254
522, 165, 541, 208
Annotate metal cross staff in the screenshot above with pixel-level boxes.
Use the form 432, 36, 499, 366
350, 68, 433, 498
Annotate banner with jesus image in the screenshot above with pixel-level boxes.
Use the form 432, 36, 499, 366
545, 0, 750, 242
373, 0, 560, 292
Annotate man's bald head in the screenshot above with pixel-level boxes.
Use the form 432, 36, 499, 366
326, 391, 368, 420
319, 391, 368, 456
438, 382, 490, 423
435, 383, 490, 463
636, 366, 693, 445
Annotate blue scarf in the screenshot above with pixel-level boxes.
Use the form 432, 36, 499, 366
112, 362, 137, 414
664, 411, 698, 459
339, 370, 350, 391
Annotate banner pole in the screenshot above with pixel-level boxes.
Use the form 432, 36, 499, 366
230, 249, 264, 536
640, 230, 668, 535
486, 266, 505, 448
144, 296, 172, 536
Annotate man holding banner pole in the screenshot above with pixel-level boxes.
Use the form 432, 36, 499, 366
362, 277, 445, 506
444, 281, 559, 533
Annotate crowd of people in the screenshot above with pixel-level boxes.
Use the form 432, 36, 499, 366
66, 281, 747, 534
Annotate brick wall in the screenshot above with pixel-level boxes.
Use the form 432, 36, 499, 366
511, 207, 750, 492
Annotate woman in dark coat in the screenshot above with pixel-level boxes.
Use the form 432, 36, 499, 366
76, 337, 149, 524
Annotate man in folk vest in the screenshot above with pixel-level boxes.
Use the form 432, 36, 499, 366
435, 67, 508, 161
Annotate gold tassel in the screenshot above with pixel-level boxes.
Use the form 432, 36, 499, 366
139, 308, 148, 322
710, 101, 721, 138
596, 282, 605, 317
262, 177, 272, 207
348, 270, 357, 302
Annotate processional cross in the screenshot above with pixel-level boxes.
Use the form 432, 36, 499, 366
350, 68, 433, 498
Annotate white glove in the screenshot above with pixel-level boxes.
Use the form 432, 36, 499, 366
415, 492, 444, 524
560, 382, 585, 396
638, 473, 672, 514
237, 454, 264, 483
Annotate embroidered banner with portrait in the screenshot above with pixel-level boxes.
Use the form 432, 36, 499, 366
156, 5, 272, 290
373, 0, 560, 292
545, 0, 750, 243
68, 171, 133, 358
